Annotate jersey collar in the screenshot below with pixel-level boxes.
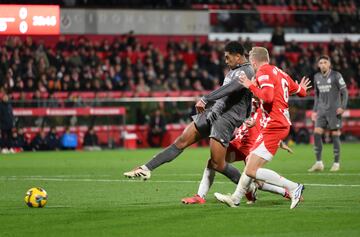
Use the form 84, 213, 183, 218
321, 69, 331, 79
231, 62, 251, 70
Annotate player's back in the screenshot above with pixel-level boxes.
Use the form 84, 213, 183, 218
256, 64, 300, 128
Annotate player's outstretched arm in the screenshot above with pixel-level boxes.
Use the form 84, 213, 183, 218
297, 77, 312, 97
200, 80, 246, 105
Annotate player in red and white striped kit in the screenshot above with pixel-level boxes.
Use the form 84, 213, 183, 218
182, 99, 294, 204
214, 47, 311, 209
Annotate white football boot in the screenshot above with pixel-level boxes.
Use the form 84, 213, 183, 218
214, 192, 239, 208
124, 167, 151, 180
290, 184, 305, 209
330, 163, 340, 172
308, 161, 324, 172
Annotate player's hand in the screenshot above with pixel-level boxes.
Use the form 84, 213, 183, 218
195, 99, 206, 113
299, 76, 312, 91
251, 76, 259, 87
336, 108, 345, 115
245, 118, 256, 128
280, 141, 293, 154
239, 72, 253, 88
311, 112, 317, 121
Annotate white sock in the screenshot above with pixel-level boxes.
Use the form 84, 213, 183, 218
260, 183, 286, 196
232, 173, 252, 204
141, 165, 150, 171
316, 161, 324, 165
197, 168, 216, 198
256, 168, 298, 191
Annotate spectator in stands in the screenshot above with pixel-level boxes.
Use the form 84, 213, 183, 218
31, 128, 48, 151
13, 128, 29, 151
32, 90, 47, 107
147, 109, 166, 147
136, 77, 150, 94
60, 127, 78, 150
83, 127, 101, 151
47, 93, 60, 108
348, 77, 359, 97
271, 26, 286, 55
46, 127, 60, 150
0, 93, 14, 154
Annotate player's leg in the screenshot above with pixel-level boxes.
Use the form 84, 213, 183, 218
257, 181, 286, 197
124, 121, 202, 179
182, 145, 245, 204
309, 114, 326, 171
247, 154, 303, 209
208, 138, 241, 184
182, 159, 215, 204
225, 153, 302, 208
216, 129, 304, 209
208, 118, 241, 184
145, 121, 201, 170
330, 129, 341, 171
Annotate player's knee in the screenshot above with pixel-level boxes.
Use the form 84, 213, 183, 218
331, 130, 341, 136
245, 168, 257, 179
256, 180, 264, 189
174, 135, 189, 149
209, 159, 225, 172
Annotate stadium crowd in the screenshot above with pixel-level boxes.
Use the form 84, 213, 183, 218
0, 0, 359, 33
0, 35, 359, 97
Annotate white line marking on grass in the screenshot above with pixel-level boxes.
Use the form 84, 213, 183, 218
287, 173, 360, 176
303, 183, 360, 187
45, 205, 72, 208
0, 175, 111, 178
1, 176, 360, 187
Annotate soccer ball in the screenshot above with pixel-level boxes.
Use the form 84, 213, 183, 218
24, 187, 48, 208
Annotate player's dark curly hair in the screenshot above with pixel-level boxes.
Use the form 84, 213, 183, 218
224, 41, 245, 56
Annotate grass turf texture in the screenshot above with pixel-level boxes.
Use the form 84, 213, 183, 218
0, 144, 359, 237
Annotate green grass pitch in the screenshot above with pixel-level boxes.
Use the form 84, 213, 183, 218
0, 144, 359, 237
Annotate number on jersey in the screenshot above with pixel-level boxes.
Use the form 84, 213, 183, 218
281, 78, 289, 103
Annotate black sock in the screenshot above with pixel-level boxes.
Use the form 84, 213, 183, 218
314, 133, 323, 162
219, 163, 241, 184
145, 144, 183, 171
332, 135, 341, 163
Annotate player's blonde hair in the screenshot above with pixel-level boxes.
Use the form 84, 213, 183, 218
249, 47, 270, 63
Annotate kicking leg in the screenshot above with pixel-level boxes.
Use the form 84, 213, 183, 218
124, 122, 201, 179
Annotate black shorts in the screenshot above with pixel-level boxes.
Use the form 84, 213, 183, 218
192, 111, 236, 147
315, 112, 342, 130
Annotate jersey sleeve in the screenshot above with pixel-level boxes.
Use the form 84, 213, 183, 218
256, 67, 274, 89
335, 72, 347, 90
